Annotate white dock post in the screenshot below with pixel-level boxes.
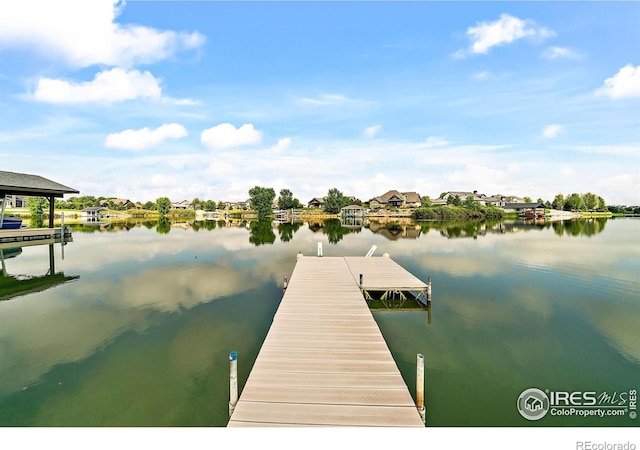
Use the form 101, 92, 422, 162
417, 353, 426, 424
283, 275, 288, 290
317, 242, 323, 257
229, 351, 238, 417
365, 245, 377, 257
60, 211, 65, 259
427, 277, 432, 302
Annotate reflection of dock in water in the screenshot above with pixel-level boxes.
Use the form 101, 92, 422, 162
0, 227, 72, 245
0, 242, 79, 302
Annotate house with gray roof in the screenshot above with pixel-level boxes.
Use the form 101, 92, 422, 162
369, 190, 421, 209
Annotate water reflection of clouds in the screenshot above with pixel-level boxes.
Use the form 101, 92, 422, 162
0, 230, 295, 394
1, 219, 637, 396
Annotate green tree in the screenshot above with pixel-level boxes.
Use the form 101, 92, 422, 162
202, 200, 217, 211
323, 188, 348, 214
143, 201, 155, 210
447, 195, 461, 206
421, 196, 431, 207
565, 193, 585, 211
156, 197, 171, 216
278, 188, 297, 210
523, 196, 532, 203
582, 192, 599, 211
27, 196, 48, 216
192, 197, 202, 210
463, 196, 478, 209
597, 196, 607, 212
249, 186, 276, 218
552, 194, 565, 210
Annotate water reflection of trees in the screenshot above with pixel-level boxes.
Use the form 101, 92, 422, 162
192, 220, 217, 232
249, 219, 276, 246
156, 218, 171, 234
413, 218, 609, 239
552, 218, 607, 237
277, 222, 302, 242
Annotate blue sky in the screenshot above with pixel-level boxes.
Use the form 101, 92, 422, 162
1, 0, 639, 205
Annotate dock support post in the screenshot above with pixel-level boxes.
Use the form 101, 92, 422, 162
417, 353, 426, 425
229, 351, 238, 417
359, 273, 363, 288
283, 275, 288, 290
317, 242, 323, 257
427, 277, 432, 303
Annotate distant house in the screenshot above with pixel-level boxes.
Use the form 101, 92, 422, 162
3, 194, 27, 208
81, 206, 107, 220
100, 198, 134, 209
340, 205, 366, 218
369, 190, 421, 209
171, 200, 193, 209
308, 197, 325, 208
435, 191, 525, 207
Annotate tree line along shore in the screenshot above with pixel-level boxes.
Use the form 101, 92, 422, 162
11, 187, 635, 223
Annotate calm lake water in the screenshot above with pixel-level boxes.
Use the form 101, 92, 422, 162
0, 217, 638, 427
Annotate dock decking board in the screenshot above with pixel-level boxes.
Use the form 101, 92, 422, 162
227, 256, 425, 427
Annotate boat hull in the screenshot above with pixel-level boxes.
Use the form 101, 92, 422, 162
1, 216, 23, 229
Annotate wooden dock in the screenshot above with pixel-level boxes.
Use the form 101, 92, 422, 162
0, 227, 71, 247
227, 255, 427, 427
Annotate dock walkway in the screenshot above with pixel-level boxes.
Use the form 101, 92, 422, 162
227, 255, 426, 427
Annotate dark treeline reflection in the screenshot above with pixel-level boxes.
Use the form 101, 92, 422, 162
552, 218, 607, 237
67, 217, 609, 243
249, 219, 276, 246
277, 222, 302, 242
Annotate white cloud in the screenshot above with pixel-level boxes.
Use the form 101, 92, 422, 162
104, 123, 188, 151
270, 137, 292, 154
473, 71, 490, 80
559, 167, 576, 177
200, 123, 263, 149
33, 68, 162, 104
456, 14, 555, 58
424, 136, 451, 147
297, 94, 358, 105
541, 46, 581, 60
596, 64, 640, 99
0, 0, 205, 68
363, 125, 381, 139
542, 124, 563, 138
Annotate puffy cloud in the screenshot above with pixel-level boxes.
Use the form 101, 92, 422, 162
541, 46, 581, 60
456, 14, 555, 58
200, 123, 262, 149
363, 124, 381, 139
33, 68, 162, 104
270, 137, 292, 153
596, 64, 640, 99
0, 0, 205, 68
104, 123, 188, 150
542, 124, 563, 138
